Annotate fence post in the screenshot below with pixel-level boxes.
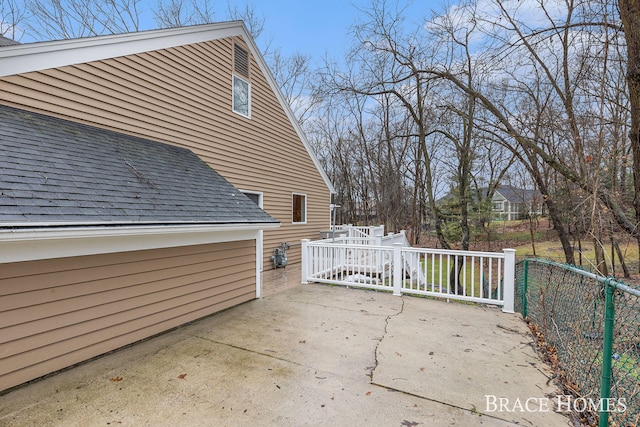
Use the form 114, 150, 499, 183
301, 239, 310, 284
599, 282, 615, 427
522, 259, 529, 318
375, 232, 383, 246
502, 249, 516, 313
393, 243, 403, 296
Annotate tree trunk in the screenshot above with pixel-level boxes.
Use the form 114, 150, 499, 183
449, 258, 465, 295
528, 213, 537, 258
613, 237, 631, 278
593, 236, 609, 276
525, 152, 576, 264
619, 0, 640, 271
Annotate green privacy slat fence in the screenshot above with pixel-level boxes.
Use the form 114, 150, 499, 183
516, 259, 640, 427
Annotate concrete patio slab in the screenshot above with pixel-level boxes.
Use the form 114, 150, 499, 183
0, 282, 569, 426
373, 296, 565, 426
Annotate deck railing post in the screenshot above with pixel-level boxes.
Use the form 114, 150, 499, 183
393, 243, 403, 296
301, 239, 310, 284
502, 249, 516, 313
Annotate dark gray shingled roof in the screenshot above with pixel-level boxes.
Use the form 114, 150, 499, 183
0, 104, 279, 226
495, 185, 540, 203
0, 35, 20, 47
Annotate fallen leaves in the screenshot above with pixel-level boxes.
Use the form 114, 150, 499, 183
178, 373, 187, 380
110, 376, 123, 382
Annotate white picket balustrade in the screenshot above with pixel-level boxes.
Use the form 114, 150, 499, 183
301, 230, 515, 313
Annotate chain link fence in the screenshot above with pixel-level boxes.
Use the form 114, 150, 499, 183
516, 259, 640, 427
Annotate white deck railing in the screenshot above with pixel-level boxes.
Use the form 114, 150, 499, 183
301, 229, 515, 313
325, 225, 410, 247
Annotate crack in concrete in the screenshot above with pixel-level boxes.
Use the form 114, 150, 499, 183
277, 297, 394, 316
366, 299, 526, 424
191, 335, 306, 367
191, 334, 370, 384
368, 297, 406, 381
369, 381, 515, 423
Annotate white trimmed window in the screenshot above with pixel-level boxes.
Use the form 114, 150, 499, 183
233, 43, 251, 118
292, 193, 307, 224
233, 75, 250, 118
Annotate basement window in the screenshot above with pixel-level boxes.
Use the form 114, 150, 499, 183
292, 193, 307, 224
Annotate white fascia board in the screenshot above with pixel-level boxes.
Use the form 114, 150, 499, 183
0, 22, 245, 77
0, 222, 279, 264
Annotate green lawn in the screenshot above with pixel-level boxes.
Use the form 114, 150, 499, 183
512, 238, 639, 275
408, 257, 496, 298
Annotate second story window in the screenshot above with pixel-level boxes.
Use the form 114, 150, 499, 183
233, 43, 251, 118
233, 75, 250, 117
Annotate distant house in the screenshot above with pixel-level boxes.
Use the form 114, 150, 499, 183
491, 185, 543, 221
435, 184, 543, 222
0, 22, 334, 391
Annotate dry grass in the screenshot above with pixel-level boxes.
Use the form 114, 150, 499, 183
421, 219, 640, 283
507, 225, 640, 282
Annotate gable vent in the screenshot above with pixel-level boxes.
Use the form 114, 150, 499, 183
234, 44, 249, 77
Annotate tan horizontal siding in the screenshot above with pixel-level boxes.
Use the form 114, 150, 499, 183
0, 241, 256, 391
0, 35, 332, 272
2, 292, 250, 394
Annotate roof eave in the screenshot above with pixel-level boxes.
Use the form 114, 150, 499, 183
0, 21, 246, 77
0, 220, 279, 229
0, 221, 280, 264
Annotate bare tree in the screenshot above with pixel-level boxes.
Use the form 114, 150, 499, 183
619, 0, 640, 267
153, 0, 264, 40
424, 0, 630, 264
24, 0, 142, 39
269, 50, 319, 125
225, 1, 264, 41
1, 0, 26, 40
331, 0, 452, 246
